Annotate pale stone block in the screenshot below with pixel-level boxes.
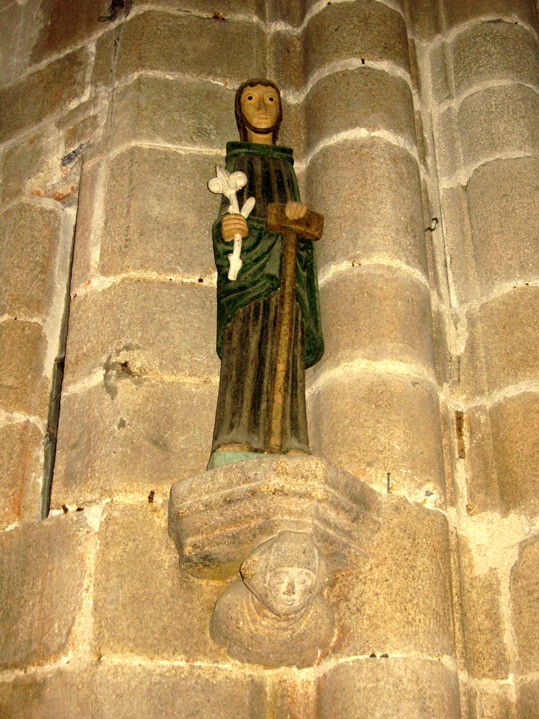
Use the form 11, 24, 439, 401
0, 668, 92, 719
303, 0, 410, 80
432, 106, 459, 180
305, 137, 426, 276
100, 146, 221, 278
459, 84, 539, 170
0, 513, 94, 668
110, 76, 237, 150
270, 31, 305, 92
319, 657, 460, 719
331, 496, 454, 657
63, 280, 219, 388
468, 683, 516, 719
0, 320, 48, 419
305, 67, 416, 153
511, 535, 539, 673
92, 28, 115, 88
93, 502, 226, 662
0, 131, 47, 204
0, 202, 61, 318
92, 663, 266, 719
316, 265, 435, 377
310, 372, 446, 498
429, 41, 451, 103
0, 1, 23, 86
0, 48, 88, 142
52, 380, 217, 506
115, 11, 264, 84
70, 161, 100, 293
466, 157, 539, 294
490, 392, 539, 516
438, 186, 481, 305
445, 0, 537, 32
464, 405, 501, 515
480, 286, 539, 393
409, 0, 442, 41
451, 22, 539, 98
517, 678, 539, 719
458, 536, 510, 678
0, 421, 43, 530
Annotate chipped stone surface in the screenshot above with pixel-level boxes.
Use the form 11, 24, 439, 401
511, 535, 539, 674
0, 421, 43, 530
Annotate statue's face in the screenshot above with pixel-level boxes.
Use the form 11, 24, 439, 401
263, 567, 317, 616
240, 84, 280, 132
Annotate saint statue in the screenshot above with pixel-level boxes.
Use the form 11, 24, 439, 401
208, 79, 324, 468
210, 531, 335, 667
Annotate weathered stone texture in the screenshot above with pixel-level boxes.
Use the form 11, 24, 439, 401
0, 320, 48, 418
319, 657, 460, 719
0, 132, 47, 203
142, 0, 260, 16
464, 405, 501, 515
490, 392, 539, 516
458, 84, 539, 171
0, 1, 24, 87
92, 663, 266, 719
270, 31, 305, 92
64, 280, 219, 389
0, 662, 267, 719
317, 266, 435, 376
409, 0, 442, 41
467, 684, 516, 719
331, 497, 454, 657
0, 513, 94, 668
310, 373, 446, 498
52, 379, 217, 506
100, 146, 220, 278
0, 668, 92, 719
451, 22, 539, 98
305, 138, 426, 276
437, 186, 480, 305
111, 76, 237, 150
0, 421, 43, 529
511, 535, 539, 673
0, 203, 61, 318
303, 1, 410, 80
517, 678, 539, 719
432, 107, 459, 181
69, 160, 100, 293
305, 68, 416, 153
444, 0, 538, 31
115, 11, 264, 83
93, 502, 225, 661
466, 158, 539, 294
458, 537, 510, 678
0, 48, 89, 142
480, 286, 539, 393
30, 0, 103, 63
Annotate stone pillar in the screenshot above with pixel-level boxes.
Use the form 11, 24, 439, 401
413, 0, 539, 714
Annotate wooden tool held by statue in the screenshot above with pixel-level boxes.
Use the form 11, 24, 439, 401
266, 203, 324, 454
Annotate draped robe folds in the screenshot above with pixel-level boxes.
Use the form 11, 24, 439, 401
211, 141, 324, 457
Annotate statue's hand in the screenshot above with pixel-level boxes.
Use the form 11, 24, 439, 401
221, 214, 248, 242
285, 201, 308, 221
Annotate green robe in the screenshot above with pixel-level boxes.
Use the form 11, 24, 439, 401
212, 141, 324, 369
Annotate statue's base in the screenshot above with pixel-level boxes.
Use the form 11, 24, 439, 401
206, 449, 262, 471
169, 454, 381, 580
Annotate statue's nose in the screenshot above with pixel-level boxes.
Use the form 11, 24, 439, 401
284, 578, 295, 596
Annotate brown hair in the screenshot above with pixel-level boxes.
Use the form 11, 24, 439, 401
234, 78, 283, 143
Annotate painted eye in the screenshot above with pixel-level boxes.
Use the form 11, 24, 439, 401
247, 95, 254, 101
268, 96, 275, 102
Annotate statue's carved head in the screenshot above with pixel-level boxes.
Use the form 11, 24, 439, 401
240, 531, 330, 616
235, 78, 283, 143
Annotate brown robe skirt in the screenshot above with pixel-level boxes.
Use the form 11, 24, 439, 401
211, 293, 310, 454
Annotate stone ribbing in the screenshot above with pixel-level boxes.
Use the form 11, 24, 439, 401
415, 1, 539, 715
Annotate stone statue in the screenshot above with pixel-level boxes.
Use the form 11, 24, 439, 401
210, 530, 335, 667
207, 79, 324, 469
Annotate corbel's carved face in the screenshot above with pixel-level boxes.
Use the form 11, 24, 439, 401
240, 84, 280, 133
264, 567, 317, 616
240, 531, 329, 618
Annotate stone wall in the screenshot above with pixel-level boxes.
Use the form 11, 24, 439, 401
0, 0, 538, 717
